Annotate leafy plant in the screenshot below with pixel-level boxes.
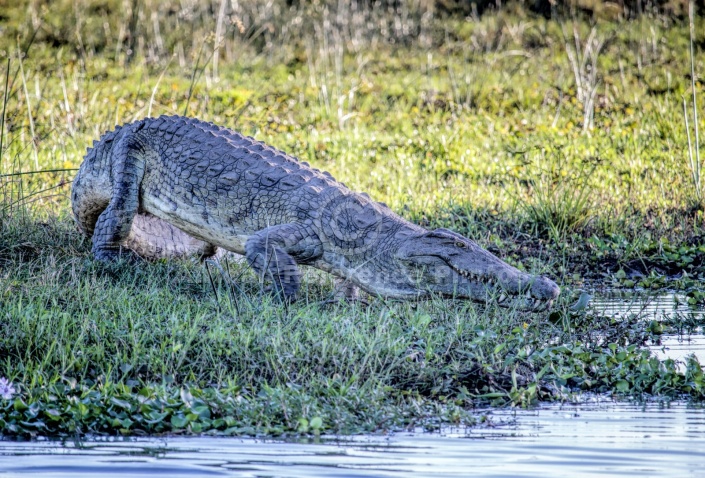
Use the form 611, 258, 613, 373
519, 147, 597, 241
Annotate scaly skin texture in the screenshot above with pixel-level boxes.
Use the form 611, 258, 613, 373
72, 116, 560, 309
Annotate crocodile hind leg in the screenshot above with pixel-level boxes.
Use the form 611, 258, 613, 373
91, 132, 148, 261
125, 214, 219, 260
245, 224, 323, 301
333, 278, 362, 300
71, 185, 109, 239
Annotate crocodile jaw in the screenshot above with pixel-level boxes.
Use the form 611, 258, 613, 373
448, 264, 559, 309
389, 228, 560, 310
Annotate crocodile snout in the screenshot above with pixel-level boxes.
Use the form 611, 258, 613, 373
531, 276, 560, 301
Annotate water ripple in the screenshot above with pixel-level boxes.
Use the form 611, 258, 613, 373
1, 401, 704, 477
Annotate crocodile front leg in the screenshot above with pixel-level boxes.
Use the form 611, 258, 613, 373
92, 132, 148, 261
245, 224, 323, 301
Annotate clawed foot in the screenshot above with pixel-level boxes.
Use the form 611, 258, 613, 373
318, 280, 370, 307
262, 284, 297, 304
317, 296, 371, 307
92, 246, 144, 264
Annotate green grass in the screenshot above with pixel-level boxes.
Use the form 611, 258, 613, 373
2, 1, 705, 437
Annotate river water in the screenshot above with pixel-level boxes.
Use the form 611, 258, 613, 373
591, 290, 705, 364
1, 292, 704, 477
1, 401, 703, 477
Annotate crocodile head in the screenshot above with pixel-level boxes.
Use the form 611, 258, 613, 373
382, 228, 559, 310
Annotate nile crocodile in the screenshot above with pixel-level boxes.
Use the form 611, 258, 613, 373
71, 116, 559, 309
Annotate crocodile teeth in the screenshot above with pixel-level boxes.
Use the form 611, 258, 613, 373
456, 269, 497, 286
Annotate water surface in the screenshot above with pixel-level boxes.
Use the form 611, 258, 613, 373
591, 290, 705, 364
1, 401, 703, 477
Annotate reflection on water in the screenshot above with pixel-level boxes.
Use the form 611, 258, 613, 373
1, 401, 703, 477
590, 290, 705, 365
590, 291, 704, 321
651, 334, 705, 364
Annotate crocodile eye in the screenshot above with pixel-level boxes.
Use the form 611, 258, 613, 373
455, 241, 466, 248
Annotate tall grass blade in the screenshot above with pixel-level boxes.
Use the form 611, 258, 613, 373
684, 97, 698, 200
17, 45, 38, 169
688, 0, 701, 202
0, 58, 9, 173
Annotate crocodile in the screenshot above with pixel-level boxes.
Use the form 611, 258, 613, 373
71, 115, 559, 309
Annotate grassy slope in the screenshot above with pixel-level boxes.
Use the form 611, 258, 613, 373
1, 2, 705, 436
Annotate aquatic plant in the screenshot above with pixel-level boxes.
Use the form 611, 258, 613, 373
0, 378, 16, 400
